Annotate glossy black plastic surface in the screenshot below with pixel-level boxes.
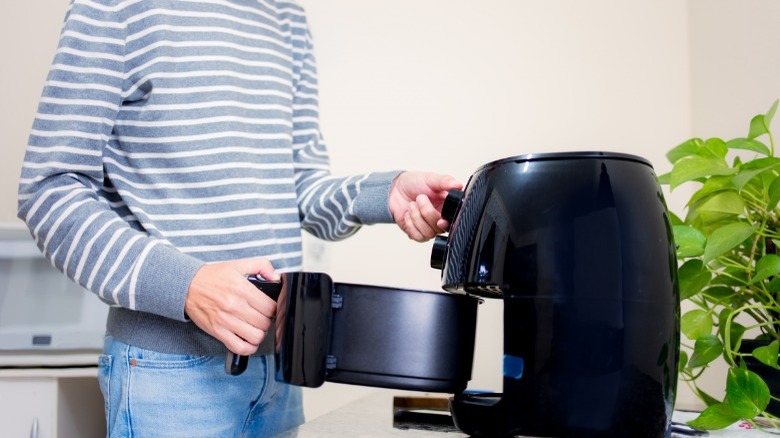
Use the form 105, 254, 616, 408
436, 152, 680, 437
327, 283, 479, 393
272, 272, 480, 393
274, 272, 334, 387
441, 188, 465, 223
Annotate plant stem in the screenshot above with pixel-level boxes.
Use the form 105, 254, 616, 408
723, 304, 776, 366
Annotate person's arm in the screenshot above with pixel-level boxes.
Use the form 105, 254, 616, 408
17, 0, 202, 321
289, 15, 460, 241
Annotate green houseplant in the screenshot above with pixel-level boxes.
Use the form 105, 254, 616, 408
660, 99, 780, 430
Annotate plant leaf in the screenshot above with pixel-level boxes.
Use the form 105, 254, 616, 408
657, 172, 670, 185
678, 259, 711, 299
679, 350, 689, 371
688, 334, 723, 368
712, 267, 749, 288
767, 99, 779, 126
695, 387, 724, 407
681, 309, 713, 340
768, 176, 780, 210
689, 176, 736, 205
694, 191, 745, 218
702, 286, 736, 302
753, 254, 780, 284
750, 99, 780, 140
667, 138, 705, 164
749, 114, 770, 140
752, 341, 780, 370
731, 157, 780, 190
702, 138, 729, 158
725, 368, 770, 419
726, 138, 771, 156
670, 156, 737, 191
703, 222, 757, 263
673, 226, 706, 259
669, 211, 684, 226
688, 403, 741, 430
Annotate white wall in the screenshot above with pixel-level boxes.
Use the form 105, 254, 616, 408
8, 0, 778, 423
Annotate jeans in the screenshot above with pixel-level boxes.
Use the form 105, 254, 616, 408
98, 335, 304, 437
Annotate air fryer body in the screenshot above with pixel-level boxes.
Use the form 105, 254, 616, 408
436, 152, 680, 437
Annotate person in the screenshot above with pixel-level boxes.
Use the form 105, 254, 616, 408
17, 1, 461, 436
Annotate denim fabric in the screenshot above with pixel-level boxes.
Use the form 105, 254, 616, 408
99, 335, 304, 437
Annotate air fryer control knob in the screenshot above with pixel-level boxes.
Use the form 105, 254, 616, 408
430, 235, 449, 270
441, 189, 464, 224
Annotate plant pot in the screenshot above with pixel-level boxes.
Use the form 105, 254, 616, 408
740, 339, 780, 417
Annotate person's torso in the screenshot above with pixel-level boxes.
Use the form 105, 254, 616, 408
101, 0, 309, 268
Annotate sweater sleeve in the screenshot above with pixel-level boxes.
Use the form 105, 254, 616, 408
289, 12, 401, 241
16, 0, 203, 321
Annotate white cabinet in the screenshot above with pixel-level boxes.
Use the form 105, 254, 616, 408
0, 367, 105, 438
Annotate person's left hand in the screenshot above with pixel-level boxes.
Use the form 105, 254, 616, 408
389, 171, 463, 242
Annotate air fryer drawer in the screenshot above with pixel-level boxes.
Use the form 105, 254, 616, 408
273, 272, 479, 393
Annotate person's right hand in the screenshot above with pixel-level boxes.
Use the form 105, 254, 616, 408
184, 258, 279, 356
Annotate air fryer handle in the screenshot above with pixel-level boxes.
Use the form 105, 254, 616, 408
225, 275, 282, 376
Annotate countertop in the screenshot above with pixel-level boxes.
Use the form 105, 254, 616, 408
278, 391, 779, 438
278, 390, 465, 438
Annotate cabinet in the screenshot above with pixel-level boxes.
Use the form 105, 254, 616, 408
0, 367, 105, 438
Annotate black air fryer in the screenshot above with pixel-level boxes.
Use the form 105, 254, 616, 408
229, 151, 679, 438
430, 152, 680, 437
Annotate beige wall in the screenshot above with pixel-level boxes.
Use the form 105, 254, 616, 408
297, 0, 691, 418
0, 2, 71, 225
676, 0, 780, 410
689, 0, 780, 138
5, 0, 777, 422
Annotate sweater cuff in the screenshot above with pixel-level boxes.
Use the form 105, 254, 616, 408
134, 243, 205, 322
353, 170, 403, 225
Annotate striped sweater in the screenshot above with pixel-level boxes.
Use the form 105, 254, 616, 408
17, 0, 398, 355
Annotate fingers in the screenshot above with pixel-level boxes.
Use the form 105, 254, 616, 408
203, 281, 275, 356
218, 317, 269, 356
227, 270, 276, 354
402, 194, 448, 242
388, 172, 464, 231
184, 259, 279, 356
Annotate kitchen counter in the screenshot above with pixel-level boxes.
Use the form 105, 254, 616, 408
0, 349, 102, 367
278, 390, 465, 438
278, 391, 779, 438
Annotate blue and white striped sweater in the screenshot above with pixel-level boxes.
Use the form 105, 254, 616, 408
18, 0, 397, 355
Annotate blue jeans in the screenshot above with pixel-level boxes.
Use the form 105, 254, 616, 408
98, 335, 304, 437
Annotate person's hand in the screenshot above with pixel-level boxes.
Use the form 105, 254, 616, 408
389, 171, 463, 242
184, 258, 279, 356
